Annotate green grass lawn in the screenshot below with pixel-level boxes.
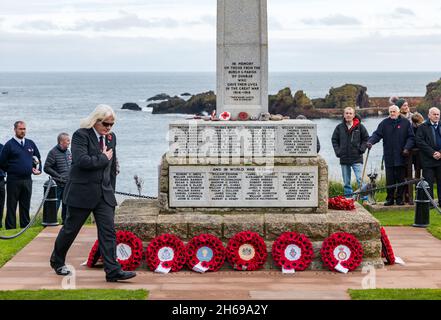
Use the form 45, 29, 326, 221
0, 289, 148, 300
0, 226, 44, 268
371, 209, 441, 240
349, 289, 441, 300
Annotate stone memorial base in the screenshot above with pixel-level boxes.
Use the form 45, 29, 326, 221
158, 154, 329, 213
115, 200, 384, 270
364, 203, 415, 213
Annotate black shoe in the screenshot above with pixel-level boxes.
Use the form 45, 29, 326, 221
106, 270, 136, 282
395, 200, 405, 206
384, 200, 394, 206
53, 265, 71, 276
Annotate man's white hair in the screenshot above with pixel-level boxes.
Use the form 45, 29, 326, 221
429, 107, 441, 114
80, 104, 116, 129
389, 105, 400, 112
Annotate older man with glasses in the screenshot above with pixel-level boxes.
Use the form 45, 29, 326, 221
367, 105, 415, 206
50, 105, 136, 283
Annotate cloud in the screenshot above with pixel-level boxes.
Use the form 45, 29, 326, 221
302, 14, 362, 26
393, 7, 416, 17
13, 12, 215, 33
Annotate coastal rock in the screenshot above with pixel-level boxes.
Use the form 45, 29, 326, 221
180, 92, 192, 96
293, 90, 313, 109
122, 103, 141, 111
268, 87, 295, 115
147, 93, 171, 101
184, 91, 216, 115
150, 96, 186, 114
419, 78, 441, 113
313, 84, 369, 109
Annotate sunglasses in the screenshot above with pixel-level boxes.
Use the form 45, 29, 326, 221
100, 121, 114, 128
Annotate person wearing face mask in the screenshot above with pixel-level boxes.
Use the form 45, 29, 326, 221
367, 105, 415, 206
415, 107, 441, 207
50, 105, 136, 283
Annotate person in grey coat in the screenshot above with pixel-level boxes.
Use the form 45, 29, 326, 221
44, 133, 72, 224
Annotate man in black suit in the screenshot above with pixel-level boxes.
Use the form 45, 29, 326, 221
416, 107, 441, 206
50, 105, 136, 282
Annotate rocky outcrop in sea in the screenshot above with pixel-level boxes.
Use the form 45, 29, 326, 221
122, 80, 441, 118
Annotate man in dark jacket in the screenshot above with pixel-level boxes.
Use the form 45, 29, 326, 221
332, 107, 369, 198
44, 133, 72, 224
415, 107, 441, 205
0, 121, 42, 229
368, 106, 415, 206
0, 143, 5, 229
50, 105, 135, 282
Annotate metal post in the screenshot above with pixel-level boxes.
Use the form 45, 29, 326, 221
413, 180, 430, 228
42, 179, 59, 226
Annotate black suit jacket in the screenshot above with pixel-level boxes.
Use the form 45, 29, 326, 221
415, 121, 441, 168
63, 128, 117, 208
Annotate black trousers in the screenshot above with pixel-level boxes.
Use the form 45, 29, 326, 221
422, 166, 441, 203
5, 179, 32, 230
385, 166, 406, 202
0, 178, 5, 228
50, 197, 121, 277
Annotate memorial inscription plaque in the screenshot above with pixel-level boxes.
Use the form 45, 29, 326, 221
169, 166, 318, 208
169, 120, 317, 158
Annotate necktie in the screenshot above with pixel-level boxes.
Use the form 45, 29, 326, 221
99, 136, 104, 151
20, 140, 24, 147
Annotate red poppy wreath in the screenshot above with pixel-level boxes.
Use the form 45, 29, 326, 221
272, 232, 314, 273
115, 230, 143, 271
186, 234, 226, 273
328, 196, 356, 211
86, 230, 143, 271
146, 234, 186, 274
320, 232, 364, 273
380, 227, 395, 265
86, 239, 101, 268
226, 231, 267, 271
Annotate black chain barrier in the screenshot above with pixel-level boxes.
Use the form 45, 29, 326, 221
339, 178, 423, 198
422, 186, 441, 215
115, 191, 157, 200
0, 177, 55, 240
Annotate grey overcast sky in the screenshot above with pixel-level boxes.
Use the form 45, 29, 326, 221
1, 0, 440, 71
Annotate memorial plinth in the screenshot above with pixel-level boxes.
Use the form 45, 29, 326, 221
114, 0, 383, 272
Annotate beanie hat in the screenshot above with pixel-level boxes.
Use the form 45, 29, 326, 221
395, 98, 406, 108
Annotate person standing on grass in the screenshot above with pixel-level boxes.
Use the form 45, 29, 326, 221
0, 121, 42, 230
415, 107, 441, 207
331, 107, 369, 199
44, 133, 72, 224
367, 105, 415, 206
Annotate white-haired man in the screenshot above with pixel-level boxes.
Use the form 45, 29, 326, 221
367, 105, 415, 206
50, 105, 136, 282
416, 107, 441, 206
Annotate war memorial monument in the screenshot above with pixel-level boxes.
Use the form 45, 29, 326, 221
114, 0, 383, 270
